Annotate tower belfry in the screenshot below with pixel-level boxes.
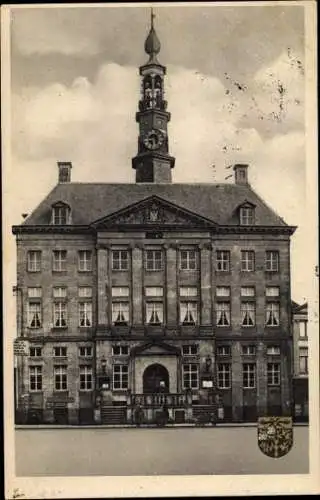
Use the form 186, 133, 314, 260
132, 9, 175, 183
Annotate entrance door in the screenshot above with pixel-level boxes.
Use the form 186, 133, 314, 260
143, 363, 169, 393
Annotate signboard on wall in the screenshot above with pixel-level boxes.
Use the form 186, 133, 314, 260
202, 380, 213, 388
13, 339, 28, 356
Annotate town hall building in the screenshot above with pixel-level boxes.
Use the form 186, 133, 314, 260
13, 14, 296, 425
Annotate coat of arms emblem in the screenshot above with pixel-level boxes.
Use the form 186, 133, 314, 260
257, 416, 293, 458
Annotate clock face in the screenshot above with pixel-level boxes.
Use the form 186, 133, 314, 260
143, 129, 165, 150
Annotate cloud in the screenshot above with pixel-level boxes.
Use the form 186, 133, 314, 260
9, 58, 306, 301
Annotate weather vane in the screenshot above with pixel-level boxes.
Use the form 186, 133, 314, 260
151, 7, 155, 28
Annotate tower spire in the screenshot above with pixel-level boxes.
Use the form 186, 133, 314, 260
132, 10, 175, 183
144, 7, 161, 63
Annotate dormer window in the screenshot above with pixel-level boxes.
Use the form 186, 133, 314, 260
52, 202, 71, 225
239, 203, 255, 225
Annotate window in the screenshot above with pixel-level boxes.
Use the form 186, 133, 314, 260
27, 251, 41, 272
78, 250, 92, 272
217, 363, 231, 389
53, 302, 67, 328
113, 365, 128, 390
29, 346, 42, 357
146, 302, 163, 325
266, 346, 280, 355
182, 345, 198, 356
242, 345, 256, 355
241, 302, 255, 327
79, 302, 92, 327
112, 250, 128, 271
216, 287, 230, 297
266, 287, 280, 297
180, 302, 198, 325
267, 363, 280, 386
180, 250, 197, 270
79, 366, 93, 391
179, 287, 198, 297
217, 345, 231, 356
299, 348, 308, 374
28, 287, 42, 298
29, 366, 42, 391
54, 365, 67, 391
183, 364, 199, 389
52, 204, 69, 225
243, 363, 256, 388
240, 207, 254, 225
146, 250, 163, 271
112, 302, 129, 325
79, 346, 93, 357
241, 287, 255, 297
299, 321, 307, 338
79, 287, 93, 298
216, 251, 230, 271
53, 287, 67, 298
241, 251, 255, 271
216, 302, 231, 326
53, 250, 67, 272
53, 346, 67, 357
266, 251, 279, 272
112, 287, 129, 297
112, 345, 129, 356
27, 302, 42, 328
266, 303, 280, 326
145, 287, 163, 297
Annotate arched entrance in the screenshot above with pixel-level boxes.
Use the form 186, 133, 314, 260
143, 363, 169, 393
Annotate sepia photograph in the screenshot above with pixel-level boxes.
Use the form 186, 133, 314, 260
2, 1, 319, 498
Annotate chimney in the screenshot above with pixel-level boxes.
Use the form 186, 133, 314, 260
57, 161, 72, 183
233, 164, 249, 185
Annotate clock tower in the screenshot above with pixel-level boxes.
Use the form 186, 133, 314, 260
132, 10, 175, 183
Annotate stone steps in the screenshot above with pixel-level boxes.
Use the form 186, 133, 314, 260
100, 406, 127, 425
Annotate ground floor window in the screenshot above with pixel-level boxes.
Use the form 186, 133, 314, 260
113, 365, 128, 390
243, 363, 256, 388
217, 363, 231, 389
79, 365, 93, 390
54, 365, 67, 391
29, 365, 42, 391
267, 363, 280, 386
183, 363, 199, 389
299, 347, 308, 374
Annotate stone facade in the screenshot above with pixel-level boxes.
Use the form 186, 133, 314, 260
14, 217, 294, 424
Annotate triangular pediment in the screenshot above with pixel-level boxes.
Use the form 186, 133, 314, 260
238, 199, 256, 209
131, 340, 180, 357
91, 195, 217, 228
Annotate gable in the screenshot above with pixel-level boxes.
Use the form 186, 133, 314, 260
131, 341, 180, 356
91, 195, 217, 229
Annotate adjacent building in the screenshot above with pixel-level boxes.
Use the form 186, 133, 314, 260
13, 15, 296, 425
292, 301, 309, 421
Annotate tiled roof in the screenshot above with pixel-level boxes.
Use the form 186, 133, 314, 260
20, 182, 289, 227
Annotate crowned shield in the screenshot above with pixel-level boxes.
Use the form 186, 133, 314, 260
257, 416, 293, 458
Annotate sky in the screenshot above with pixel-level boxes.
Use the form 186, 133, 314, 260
5, 3, 309, 306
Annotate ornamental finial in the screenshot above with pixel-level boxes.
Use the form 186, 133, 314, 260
144, 7, 161, 59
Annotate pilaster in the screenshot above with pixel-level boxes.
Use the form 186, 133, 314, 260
200, 243, 212, 325
165, 244, 177, 325
132, 245, 143, 324
97, 245, 108, 326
